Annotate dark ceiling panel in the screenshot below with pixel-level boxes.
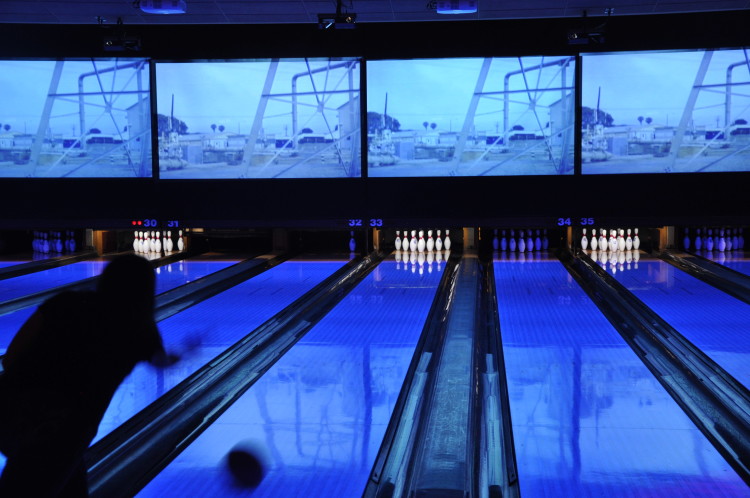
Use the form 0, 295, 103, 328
0, 0, 747, 25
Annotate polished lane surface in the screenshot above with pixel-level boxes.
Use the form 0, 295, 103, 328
95, 258, 348, 442
0, 260, 108, 302
695, 249, 750, 277
609, 252, 750, 389
0, 259, 238, 355
137, 258, 445, 497
494, 252, 747, 497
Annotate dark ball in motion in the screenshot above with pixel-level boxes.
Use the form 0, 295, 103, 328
227, 441, 266, 488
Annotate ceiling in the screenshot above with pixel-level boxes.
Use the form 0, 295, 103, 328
0, 0, 748, 25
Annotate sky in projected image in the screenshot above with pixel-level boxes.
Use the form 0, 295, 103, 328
366, 56, 576, 177
0, 59, 151, 177
582, 48, 750, 174
156, 59, 361, 179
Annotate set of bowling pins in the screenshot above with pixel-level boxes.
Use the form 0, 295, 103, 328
581, 228, 640, 252
32, 230, 76, 255
133, 229, 184, 255
683, 227, 744, 252
493, 229, 549, 252
394, 247, 447, 275
395, 229, 452, 253
587, 247, 641, 275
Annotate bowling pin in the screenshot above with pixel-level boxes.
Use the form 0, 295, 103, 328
625, 228, 633, 251
509, 229, 517, 252
68, 231, 76, 252
42, 233, 50, 254
444, 230, 451, 251
542, 229, 549, 250
526, 231, 534, 252
177, 230, 185, 251
500, 230, 508, 251
535, 230, 542, 251
518, 230, 526, 253
706, 229, 714, 251
683, 228, 690, 251
54, 232, 63, 253
718, 229, 726, 252
732, 228, 739, 251
417, 230, 426, 253
617, 229, 625, 252
599, 229, 607, 252
590, 229, 598, 251
410, 230, 418, 252
349, 231, 356, 252
713, 229, 719, 251
436, 230, 443, 251
633, 228, 641, 250
581, 228, 588, 250
133, 231, 140, 252
694, 228, 702, 250
395, 231, 402, 251
427, 230, 434, 252
155, 231, 162, 254
739, 228, 745, 249
492, 229, 499, 251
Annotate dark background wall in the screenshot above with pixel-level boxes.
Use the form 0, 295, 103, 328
1, 10, 748, 229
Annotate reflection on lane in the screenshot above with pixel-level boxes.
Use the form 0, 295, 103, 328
610, 253, 750, 388
96, 260, 345, 442
0, 260, 238, 355
0, 260, 107, 302
138, 259, 444, 497
694, 249, 750, 277
494, 253, 747, 497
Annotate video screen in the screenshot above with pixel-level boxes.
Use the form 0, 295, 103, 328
155, 58, 361, 179
582, 48, 750, 174
0, 58, 152, 178
366, 56, 575, 177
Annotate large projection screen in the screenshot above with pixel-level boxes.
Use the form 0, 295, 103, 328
155, 58, 361, 179
366, 56, 576, 177
0, 58, 152, 178
582, 48, 750, 174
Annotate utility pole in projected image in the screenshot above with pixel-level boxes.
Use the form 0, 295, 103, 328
242, 59, 280, 174
30, 61, 65, 176
451, 58, 492, 174
668, 50, 713, 172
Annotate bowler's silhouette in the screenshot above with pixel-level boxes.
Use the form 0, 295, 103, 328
0, 254, 176, 497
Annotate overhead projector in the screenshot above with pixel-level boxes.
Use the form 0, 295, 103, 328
140, 0, 187, 15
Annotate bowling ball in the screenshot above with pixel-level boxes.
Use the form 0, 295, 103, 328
227, 441, 266, 488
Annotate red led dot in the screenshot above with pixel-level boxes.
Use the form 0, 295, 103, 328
138, 220, 143, 225
132, 220, 137, 226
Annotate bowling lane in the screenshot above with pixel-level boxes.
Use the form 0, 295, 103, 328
95, 258, 348, 442
0, 257, 237, 305
694, 250, 750, 277
0, 258, 239, 355
494, 253, 747, 497
609, 253, 750, 388
0, 260, 108, 302
137, 259, 445, 497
